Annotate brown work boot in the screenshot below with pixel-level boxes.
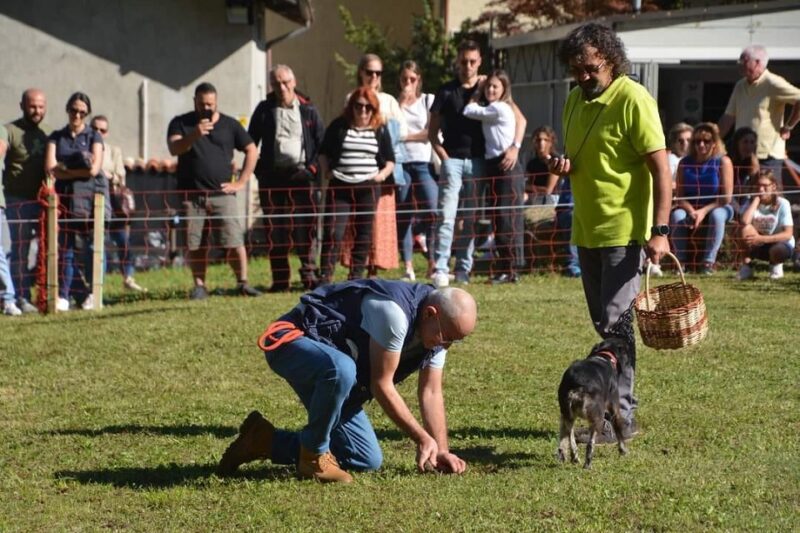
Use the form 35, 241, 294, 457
217, 410, 274, 476
297, 446, 353, 483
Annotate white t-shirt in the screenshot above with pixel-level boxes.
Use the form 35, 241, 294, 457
749, 196, 795, 248
360, 294, 446, 369
462, 101, 515, 159
401, 94, 433, 163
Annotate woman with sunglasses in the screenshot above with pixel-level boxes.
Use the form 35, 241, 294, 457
44, 92, 107, 310
352, 54, 408, 276
396, 60, 438, 281
670, 122, 734, 274
318, 88, 395, 283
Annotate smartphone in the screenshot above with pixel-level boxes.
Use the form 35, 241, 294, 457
200, 109, 213, 121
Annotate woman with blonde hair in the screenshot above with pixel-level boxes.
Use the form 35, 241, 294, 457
670, 122, 733, 274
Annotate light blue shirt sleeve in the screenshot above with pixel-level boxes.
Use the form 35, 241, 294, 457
425, 348, 447, 370
360, 294, 409, 352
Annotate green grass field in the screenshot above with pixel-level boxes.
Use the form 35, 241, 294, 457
1, 260, 798, 532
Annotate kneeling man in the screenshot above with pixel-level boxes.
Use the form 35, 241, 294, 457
218, 279, 476, 483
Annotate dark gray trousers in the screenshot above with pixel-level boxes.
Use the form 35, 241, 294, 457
577, 245, 644, 421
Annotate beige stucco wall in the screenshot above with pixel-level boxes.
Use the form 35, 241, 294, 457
266, 0, 426, 124
0, 0, 265, 162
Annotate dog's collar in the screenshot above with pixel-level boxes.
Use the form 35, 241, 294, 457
593, 349, 618, 371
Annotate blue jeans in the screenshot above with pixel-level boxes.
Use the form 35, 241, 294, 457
108, 225, 135, 279
58, 220, 104, 302
265, 336, 383, 471
5, 196, 41, 302
670, 205, 733, 264
555, 209, 580, 272
0, 209, 17, 304
434, 157, 484, 274
397, 162, 438, 263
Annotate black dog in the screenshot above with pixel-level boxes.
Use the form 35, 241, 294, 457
556, 336, 632, 469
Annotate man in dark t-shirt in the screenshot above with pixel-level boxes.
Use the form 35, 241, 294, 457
167, 82, 260, 299
428, 40, 525, 287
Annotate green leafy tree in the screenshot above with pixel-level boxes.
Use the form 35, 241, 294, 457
336, 0, 458, 95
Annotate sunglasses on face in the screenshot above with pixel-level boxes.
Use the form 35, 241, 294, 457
94, 127, 108, 134
363, 69, 382, 77
68, 108, 88, 117
353, 102, 374, 113
694, 138, 713, 145
569, 60, 606, 77
401, 76, 419, 83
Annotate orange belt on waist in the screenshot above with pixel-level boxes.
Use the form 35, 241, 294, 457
257, 321, 304, 352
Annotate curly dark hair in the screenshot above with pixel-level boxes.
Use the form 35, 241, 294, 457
558, 23, 630, 79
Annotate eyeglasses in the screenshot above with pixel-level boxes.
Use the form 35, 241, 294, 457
68, 108, 88, 117
693, 138, 713, 145
434, 312, 462, 347
363, 69, 382, 77
353, 102, 374, 113
569, 60, 606, 77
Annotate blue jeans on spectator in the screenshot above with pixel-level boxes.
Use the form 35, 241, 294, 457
58, 220, 102, 303
265, 336, 383, 471
434, 157, 484, 274
108, 225, 135, 279
670, 205, 734, 265
0, 208, 18, 305
555, 209, 580, 274
5, 196, 41, 302
397, 162, 438, 264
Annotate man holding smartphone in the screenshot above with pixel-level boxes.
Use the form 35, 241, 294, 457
167, 82, 261, 300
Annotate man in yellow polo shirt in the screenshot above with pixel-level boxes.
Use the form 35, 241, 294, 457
549, 23, 672, 443
718, 45, 800, 189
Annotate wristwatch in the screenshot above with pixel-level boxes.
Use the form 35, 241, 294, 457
512, 141, 522, 149
651, 224, 670, 237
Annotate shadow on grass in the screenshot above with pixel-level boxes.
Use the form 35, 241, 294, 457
376, 425, 556, 442
46, 423, 236, 439
54, 462, 295, 488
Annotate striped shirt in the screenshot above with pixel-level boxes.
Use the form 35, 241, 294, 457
331, 127, 380, 184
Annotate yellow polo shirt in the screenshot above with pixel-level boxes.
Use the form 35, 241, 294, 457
562, 75, 665, 248
725, 70, 800, 160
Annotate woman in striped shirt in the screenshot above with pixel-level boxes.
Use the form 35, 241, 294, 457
318, 87, 395, 283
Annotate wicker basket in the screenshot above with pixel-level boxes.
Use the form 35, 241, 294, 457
634, 252, 708, 350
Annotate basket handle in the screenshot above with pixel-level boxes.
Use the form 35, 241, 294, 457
645, 252, 686, 310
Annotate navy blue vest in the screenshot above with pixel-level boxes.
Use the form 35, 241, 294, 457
279, 279, 438, 408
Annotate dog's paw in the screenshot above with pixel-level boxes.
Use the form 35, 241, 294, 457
556, 449, 566, 463
583, 461, 592, 470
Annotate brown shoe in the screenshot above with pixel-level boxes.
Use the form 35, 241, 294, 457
297, 446, 353, 483
217, 411, 274, 475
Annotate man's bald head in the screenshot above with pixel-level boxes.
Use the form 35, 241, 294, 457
426, 287, 477, 339
20, 88, 46, 124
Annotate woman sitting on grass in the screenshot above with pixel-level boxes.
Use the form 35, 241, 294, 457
735, 169, 794, 281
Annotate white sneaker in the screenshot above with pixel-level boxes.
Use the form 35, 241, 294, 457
124, 277, 147, 292
402, 268, 416, 282
431, 271, 450, 288
768, 263, 784, 280
81, 294, 95, 310
736, 264, 753, 281
3, 302, 22, 316
56, 297, 70, 312
649, 263, 663, 277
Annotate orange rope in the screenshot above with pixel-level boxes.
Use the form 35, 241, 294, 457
257, 320, 304, 352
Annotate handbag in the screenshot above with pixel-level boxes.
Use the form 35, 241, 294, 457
111, 183, 136, 219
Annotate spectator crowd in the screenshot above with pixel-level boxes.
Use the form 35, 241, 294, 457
1, 40, 799, 315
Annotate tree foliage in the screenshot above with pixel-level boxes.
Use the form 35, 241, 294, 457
335, 0, 457, 96
467, 0, 759, 36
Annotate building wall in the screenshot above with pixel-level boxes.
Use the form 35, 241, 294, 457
266, 0, 426, 124
0, 0, 264, 161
